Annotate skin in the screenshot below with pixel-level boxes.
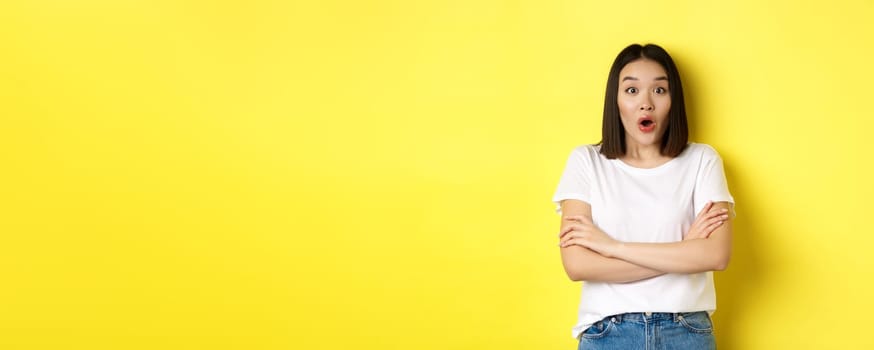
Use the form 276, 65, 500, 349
618, 58, 673, 168
556, 59, 733, 282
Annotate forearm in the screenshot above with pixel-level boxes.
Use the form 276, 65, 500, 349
560, 201, 734, 274
557, 200, 662, 283
561, 245, 664, 283
610, 237, 730, 274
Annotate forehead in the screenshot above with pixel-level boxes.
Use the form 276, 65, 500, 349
619, 59, 668, 81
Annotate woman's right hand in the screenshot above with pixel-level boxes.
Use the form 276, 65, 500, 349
683, 202, 730, 240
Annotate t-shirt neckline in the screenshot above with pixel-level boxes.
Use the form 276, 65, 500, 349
609, 144, 692, 175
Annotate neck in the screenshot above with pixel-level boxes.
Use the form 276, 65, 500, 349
620, 139, 671, 169
624, 142, 662, 161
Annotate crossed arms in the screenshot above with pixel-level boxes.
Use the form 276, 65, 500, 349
557, 199, 733, 283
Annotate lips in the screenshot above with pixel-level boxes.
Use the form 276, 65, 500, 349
638, 116, 656, 133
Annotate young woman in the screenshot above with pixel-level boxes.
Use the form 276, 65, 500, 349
552, 44, 734, 349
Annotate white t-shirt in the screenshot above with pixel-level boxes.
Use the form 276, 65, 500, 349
552, 143, 734, 340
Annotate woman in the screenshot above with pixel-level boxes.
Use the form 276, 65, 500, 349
552, 44, 734, 349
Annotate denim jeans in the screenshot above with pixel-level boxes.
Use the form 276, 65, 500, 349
577, 312, 716, 350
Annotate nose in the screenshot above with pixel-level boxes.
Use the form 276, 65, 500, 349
639, 97, 654, 111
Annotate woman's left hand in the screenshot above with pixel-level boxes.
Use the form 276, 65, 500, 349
558, 215, 620, 257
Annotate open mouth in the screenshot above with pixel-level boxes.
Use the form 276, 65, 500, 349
638, 117, 656, 132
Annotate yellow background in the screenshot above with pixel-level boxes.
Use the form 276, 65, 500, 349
1, 0, 872, 349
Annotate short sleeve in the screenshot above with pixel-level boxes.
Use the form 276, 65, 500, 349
693, 145, 735, 217
552, 147, 592, 214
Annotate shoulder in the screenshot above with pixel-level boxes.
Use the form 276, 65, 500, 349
562, 144, 604, 171
568, 144, 602, 159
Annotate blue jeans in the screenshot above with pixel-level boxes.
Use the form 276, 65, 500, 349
577, 312, 716, 350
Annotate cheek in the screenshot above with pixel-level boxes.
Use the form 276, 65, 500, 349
617, 98, 636, 117
657, 98, 671, 119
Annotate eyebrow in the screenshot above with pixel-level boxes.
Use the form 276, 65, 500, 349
621, 76, 669, 82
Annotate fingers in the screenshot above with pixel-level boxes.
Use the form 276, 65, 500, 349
709, 212, 730, 223
558, 216, 595, 247
687, 212, 730, 240
559, 234, 586, 248
558, 224, 595, 246
686, 227, 710, 240
691, 203, 712, 229
560, 238, 584, 248
559, 216, 592, 238
703, 213, 729, 229
559, 231, 574, 246
702, 214, 729, 237
697, 201, 714, 217
558, 226, 568, 238
693, 207, 728, 227
558, 221, 593, 238
694, 221, 724, 239
558, 224, 575, 238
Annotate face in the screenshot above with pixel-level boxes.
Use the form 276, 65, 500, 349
617, 59, 671, 148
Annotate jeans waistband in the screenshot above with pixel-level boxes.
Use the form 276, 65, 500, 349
612, 311, 707, 323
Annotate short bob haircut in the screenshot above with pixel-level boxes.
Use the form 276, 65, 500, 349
599, 44, 688, 159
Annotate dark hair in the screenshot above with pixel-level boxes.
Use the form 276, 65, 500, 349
599, 43, 688, 159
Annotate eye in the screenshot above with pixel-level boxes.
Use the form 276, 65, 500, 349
654, 87, 668, 94
625, 87, 638, 94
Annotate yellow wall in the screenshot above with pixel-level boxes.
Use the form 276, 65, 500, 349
1, 0, 872, 348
